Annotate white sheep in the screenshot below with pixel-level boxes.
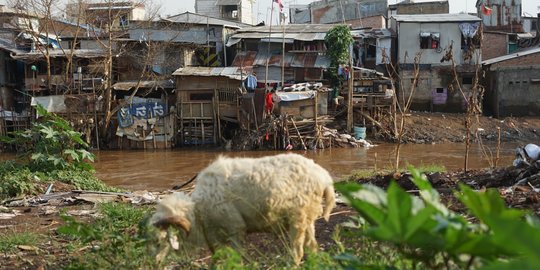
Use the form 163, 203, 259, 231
150, 153, 336, 264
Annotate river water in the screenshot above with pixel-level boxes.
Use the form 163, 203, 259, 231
92, 142, 519, 191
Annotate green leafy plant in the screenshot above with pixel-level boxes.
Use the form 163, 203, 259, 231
0, 161, 118, 199
1, 104, 94, 172
335, 167, 540, 269
58, 203, 157, 269
325, 25, 353, 93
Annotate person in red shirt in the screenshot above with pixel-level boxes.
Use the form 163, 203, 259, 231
265, 88, 274, 116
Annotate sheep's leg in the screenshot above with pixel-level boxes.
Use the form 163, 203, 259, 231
304, 221, 318, 253
204, 209, 247, 253
289, 222, 307, 265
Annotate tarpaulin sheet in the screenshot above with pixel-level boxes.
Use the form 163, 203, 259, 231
275, 91, 316, 102
31, 96, 67, 113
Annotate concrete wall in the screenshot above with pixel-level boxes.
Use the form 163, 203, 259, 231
482, 32, 508, 60
389, 1, 449, 15
400, 66, 476, 112
195, 0, 221, 19
309, 0, 387, 24
394, 21, 478, 66
488, 65, 540, 117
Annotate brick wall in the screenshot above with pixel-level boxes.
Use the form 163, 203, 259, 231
346, 15, 386, 29
390, 1, 449, 15
492, 52, 540, 68
482, 32, 508, 60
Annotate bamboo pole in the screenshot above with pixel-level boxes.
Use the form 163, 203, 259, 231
264, 1, 275, 89
291, 118, 307, 150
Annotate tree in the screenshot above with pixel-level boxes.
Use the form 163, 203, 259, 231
325, 25, 353, 102
440, 42, 484, 171
382, 50, 422, 171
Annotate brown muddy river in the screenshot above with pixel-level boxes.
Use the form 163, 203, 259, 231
92, 143, 520, 191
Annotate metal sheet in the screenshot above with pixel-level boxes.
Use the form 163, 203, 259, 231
216, 0, 241, 5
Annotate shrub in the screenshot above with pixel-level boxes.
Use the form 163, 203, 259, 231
335, 167, 540, 269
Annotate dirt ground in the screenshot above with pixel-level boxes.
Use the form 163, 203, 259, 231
1, 113, 540, 269
389, 112, 540, 144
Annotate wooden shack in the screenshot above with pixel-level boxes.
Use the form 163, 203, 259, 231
172, 67, 244, 145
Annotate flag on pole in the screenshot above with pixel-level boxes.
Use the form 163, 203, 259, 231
481, 4, 493, 16
273, 0, 284, 12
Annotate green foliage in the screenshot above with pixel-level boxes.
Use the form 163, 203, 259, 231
58, 203, 157, 269
325, 25, 353, 90
325, 25, 353, 66
211, 247, 248, 270
0, 231, 40, 253
0, 104, 95, 172
335, 167, 540, 269
343, 164, 446, 182
0, 161, 119, 199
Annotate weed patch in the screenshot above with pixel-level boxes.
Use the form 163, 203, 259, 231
0, 231, 40, 253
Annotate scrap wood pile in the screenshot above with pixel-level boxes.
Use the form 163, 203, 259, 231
0, 181, 197, 220
231, 115, 373, 150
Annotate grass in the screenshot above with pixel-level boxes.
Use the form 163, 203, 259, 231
0, 231, 40, 253
0, 160, 120, 200
342, 163, 446, 182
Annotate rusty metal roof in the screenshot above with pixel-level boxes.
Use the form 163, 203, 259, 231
228, 24, 337, 44
112, 80, 175, 91
232, 51, 330, 69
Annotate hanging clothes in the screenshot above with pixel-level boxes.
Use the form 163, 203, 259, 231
244, 74, 257, 92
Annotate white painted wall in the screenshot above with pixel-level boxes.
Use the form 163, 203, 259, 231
395, 21, 477, 66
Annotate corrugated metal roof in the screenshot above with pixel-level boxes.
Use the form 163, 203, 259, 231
351, 28, 393, 39
231, 51, 257, 67
165, 11, 251, 28
172, 66, 246, 80
228, 32, 327, 41
112, 80, 174, 91
233, 51, 330, 69
482, 46, 540, 65
235, 24, 338, 34
10, 49, 107, 60
392, 13, 481, 23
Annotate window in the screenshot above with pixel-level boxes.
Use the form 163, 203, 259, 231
190, 93, 213, 101
420, 32, 440, 49
119, 15, 128, 27
461, 33, 481, 50
462, 76, 473, 85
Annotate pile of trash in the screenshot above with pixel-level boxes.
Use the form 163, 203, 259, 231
283, 82, 328, 92
321, 126, 374, 148
511, 143, 540, 187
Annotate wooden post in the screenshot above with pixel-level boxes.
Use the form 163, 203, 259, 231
347, 56, 354, 133
314, 91, 318, 128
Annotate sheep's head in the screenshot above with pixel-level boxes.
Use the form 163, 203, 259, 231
150, 192, 195, 235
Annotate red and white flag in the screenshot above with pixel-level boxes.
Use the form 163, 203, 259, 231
481, 4, 493, 16
273, 0, 284, 12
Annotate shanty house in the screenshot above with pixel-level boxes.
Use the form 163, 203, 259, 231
227, 24, 333, 84
289, 0, 387, 25
390, 13, 482, 112
482, 47, 540, 117
172, 66, 245, 145
476, 0, 523, 33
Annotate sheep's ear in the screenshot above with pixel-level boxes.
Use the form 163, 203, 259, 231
154, 216, 191, 233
